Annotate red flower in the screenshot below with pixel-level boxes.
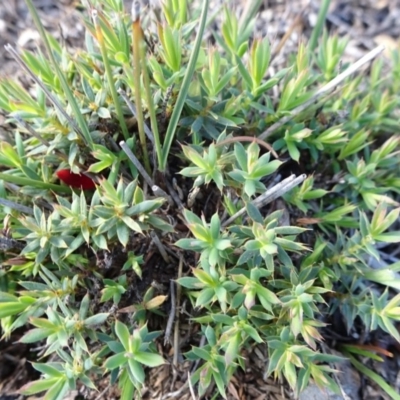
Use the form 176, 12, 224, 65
56, 169, 97, 190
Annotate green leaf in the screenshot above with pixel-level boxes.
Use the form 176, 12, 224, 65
20, 377, 58, 395
175, 238, 204, 251
284, 359, 297, 390
196, 288, 215, 307
0, 142, 21, 167
128, 199, 164, 215
115, 321, 130, 350
0, 302, 29, 318
97, 107, 111, 119
251, 160, 282, 179
105, 352, 127, 370
183, 208, 203, 226
234, 143, 248, 171
182, 146, 207, 169
256, 285, 281, 306
19, 328, 53, 343
84, 313, 109, 327
43, 379, 69, 400
128, 359, 145, 384
134, 351, 165, 367
246, 202, 263, 223
177, 277, 204, 289
121, 216, 142, 234
210, 214, 221, 239
374, 232, 400, 243
117, 222, 130, 247
287, 142, 300, 162
32, 363, 63, 377
191, 346, 212, 361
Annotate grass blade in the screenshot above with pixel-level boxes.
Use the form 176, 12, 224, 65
344, 352, 400, 400
309, 0, 331, 51
0, 173, 71, 194
160, 0, 209, 172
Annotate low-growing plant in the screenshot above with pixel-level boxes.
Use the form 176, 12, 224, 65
0, 0, 399, 398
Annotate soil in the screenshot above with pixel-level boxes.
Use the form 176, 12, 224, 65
0, 0, 400, 399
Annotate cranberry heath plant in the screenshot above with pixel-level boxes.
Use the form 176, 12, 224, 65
0, 0, 399, 399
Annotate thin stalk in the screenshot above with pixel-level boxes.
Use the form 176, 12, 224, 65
160, 0, 209, 171
309, 0, 331, 51
131, 2, 152, 174
118, 89, 154, 143
13, 114, 51, 147
140, 40, 163, 169
24, 0, 93, 149
0, 173, 71, 194
92, 10, 129, 142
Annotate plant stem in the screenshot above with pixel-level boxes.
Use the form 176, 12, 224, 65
131, 2, 152, 174
0, 173, 71, 194
140, 40, 163, 170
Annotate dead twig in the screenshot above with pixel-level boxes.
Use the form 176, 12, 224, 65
0, 198, 33, 215
94, 384, 110, 400
169, 256, 183, 390
188, 371, 197, 400
222, 174, 306, 227
151, 232, 171, 264
164, 279, 176, 346
164, 176, 185, 210
119, 141, 172, 203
